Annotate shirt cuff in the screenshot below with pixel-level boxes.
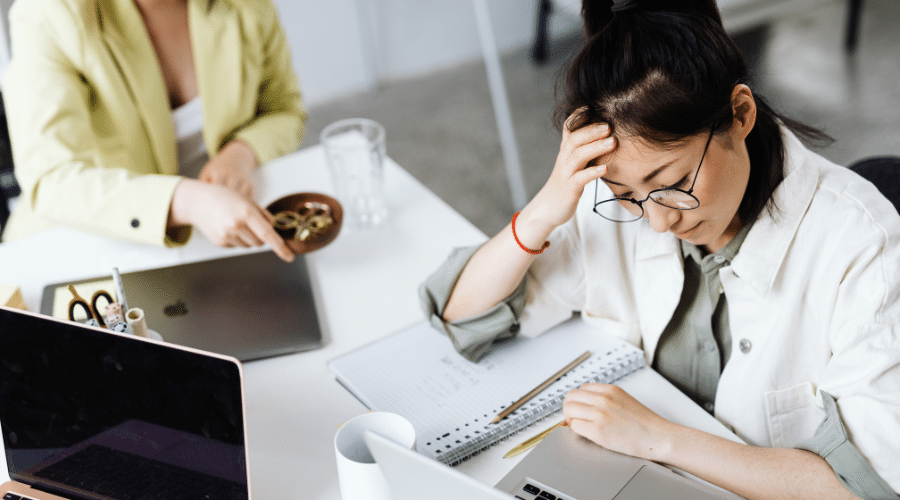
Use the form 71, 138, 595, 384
418, 245, 527, 362
795, 391, 899, 500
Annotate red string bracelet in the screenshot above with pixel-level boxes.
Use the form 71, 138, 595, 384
511, 211, 550, 255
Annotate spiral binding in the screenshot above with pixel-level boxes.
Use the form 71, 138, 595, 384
426, 348, 646, 465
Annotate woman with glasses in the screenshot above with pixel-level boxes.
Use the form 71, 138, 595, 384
420, 1, 899, 498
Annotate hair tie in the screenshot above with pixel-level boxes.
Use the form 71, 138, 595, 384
611, 0, 640, 12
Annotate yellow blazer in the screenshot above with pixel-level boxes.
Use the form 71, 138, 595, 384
2, 0, 306, 246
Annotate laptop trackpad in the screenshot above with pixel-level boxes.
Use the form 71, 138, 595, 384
496, 428, 643, 500
612, 466, 733, 500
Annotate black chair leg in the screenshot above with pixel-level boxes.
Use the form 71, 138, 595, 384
845, 0, 864, 52
531, 0, 552, 64
0, 192, 8, 237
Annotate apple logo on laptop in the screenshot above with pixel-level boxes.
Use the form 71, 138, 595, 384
163, 299, 188, 317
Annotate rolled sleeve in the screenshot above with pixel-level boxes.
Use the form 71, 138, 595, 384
418, 245, 526, 362
795, 392, 899, 500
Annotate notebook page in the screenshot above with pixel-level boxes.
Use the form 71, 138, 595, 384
328, 318, 644, 464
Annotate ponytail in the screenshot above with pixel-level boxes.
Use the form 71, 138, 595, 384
582, 0, 724, 37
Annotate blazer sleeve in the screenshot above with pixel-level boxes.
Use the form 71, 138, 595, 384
3, 0, 186, 247
232, 0, 307, 165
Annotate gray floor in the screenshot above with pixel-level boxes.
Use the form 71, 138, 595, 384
305, 0, 900, 237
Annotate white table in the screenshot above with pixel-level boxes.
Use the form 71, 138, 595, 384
0, 145, 741, 499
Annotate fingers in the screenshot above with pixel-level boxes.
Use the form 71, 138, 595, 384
224, 176, 254, 200
571, 163, 608, 187
562, 107, 589, 135
560, 122, 609, 155
201, 193, 293, 262
199, 163, 256, 200
567, 418, 608, 446
557, 124, 616, 178
231, 226, 266, 248
562, 385, 628, 445
568, 383, 627, 401
202, 172, 255, 200
245, 208, 295, 262
562, 384, 626, 418
568, 126, 615, 163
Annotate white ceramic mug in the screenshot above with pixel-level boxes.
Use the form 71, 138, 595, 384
334, 412, 416, 500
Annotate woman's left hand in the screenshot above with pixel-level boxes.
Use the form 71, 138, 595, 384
562, 384, 676, 463
198, 140, 259, 200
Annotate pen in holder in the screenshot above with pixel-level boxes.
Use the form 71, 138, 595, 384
126, 308, 149, 338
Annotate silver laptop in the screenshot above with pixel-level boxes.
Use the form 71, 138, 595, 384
40, 251, 324, 361
0, 306, 252, 500
366, 426, 744, 500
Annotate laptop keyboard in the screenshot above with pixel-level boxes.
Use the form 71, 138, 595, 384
32, 444, 247, 500
3, 493, 38, 500
512, 478, 577, 500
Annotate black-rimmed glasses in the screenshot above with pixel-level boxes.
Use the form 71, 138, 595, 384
593, 129, 715, 222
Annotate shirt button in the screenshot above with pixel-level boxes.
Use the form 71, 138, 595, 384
130, 218, 140, 228
703, 402, 715, 413
739, 339, 752, 353
704, 341, 716, 353
713, 255, 726, 264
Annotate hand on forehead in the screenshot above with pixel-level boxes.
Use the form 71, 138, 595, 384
599, 132, 707, 189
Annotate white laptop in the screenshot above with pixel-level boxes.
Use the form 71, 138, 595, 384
365, 425, 745, 500
0, 306, 251, 500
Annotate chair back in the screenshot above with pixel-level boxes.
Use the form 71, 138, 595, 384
848, 156, 900, 215
0, 91, 15, 235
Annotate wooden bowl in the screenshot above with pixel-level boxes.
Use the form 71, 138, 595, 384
266, 193, 343, 254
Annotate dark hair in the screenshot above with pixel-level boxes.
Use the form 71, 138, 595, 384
556, 0, 832, 225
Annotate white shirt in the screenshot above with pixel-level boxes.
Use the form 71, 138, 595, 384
519, 128, 900, 490
172, 97, 209, 179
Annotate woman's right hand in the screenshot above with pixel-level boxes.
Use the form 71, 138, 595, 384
168, 179, 295, 262
525, 117, 617, 233
442, 115, 617, 322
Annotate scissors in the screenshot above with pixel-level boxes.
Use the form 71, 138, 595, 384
67, 284, 114, 326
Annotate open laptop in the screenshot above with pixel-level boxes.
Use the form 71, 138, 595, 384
365, 426, 745, 500
39, 251, 324, 361
0, 306, 252, 500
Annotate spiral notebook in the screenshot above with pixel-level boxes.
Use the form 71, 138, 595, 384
327, 317, 646, 465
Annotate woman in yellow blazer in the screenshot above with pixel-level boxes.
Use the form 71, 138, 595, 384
1, 0, 306, 261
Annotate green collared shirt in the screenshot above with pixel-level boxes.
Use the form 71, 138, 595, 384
653, 223, 752, 414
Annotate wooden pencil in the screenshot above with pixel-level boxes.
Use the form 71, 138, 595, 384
491, 350, 591, 424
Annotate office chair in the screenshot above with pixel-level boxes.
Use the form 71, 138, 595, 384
530, 0, 865, 64
848, 156, 900, 214
0, 91, 16, 235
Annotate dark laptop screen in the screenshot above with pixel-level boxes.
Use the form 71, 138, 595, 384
0, 308, 249, 500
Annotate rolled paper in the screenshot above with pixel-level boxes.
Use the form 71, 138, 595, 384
126, 308, 149, 338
